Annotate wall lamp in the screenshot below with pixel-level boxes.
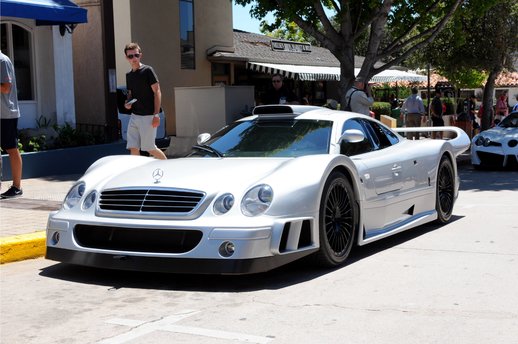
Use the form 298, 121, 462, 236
59, 24, 77, 36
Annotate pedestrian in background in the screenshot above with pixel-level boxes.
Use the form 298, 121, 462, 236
495, 92, 509, 123
263, 74, 299, 105
513, 94, 518, 112
430, 90, 444, 139
345, 77, 374, 116
123, 43, 166, 160
0, 50, 23, 198
401, 87, 425, 140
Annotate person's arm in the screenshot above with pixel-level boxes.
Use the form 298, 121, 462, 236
357, 90, 374, 107
1, 60, 13, 94
151, 82, 161, 128
0, 82, 11, 94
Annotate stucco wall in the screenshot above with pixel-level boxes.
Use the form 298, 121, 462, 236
73, 0, 107, 126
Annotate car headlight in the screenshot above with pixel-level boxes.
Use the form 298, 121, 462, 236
64, 182, 85, 209
82, 191, 97, 210
241, 184, 273, 217
213, 193, 234, 215
474, 136, 490, 147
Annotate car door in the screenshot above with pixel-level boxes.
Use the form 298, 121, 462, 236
340, 118, 409, 233
341, 119, 403, 196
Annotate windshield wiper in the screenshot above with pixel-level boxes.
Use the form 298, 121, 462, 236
192, 144, 223, 157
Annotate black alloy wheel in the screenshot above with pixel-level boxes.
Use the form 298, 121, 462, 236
316, 171, 357, 267
436, 155, 455, 223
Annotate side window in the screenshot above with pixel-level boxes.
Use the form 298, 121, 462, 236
362, 119, 399, 149
340, 119, 374, 156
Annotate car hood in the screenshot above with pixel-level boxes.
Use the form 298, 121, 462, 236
477, 127, 518, 141
96, 157, 292, 192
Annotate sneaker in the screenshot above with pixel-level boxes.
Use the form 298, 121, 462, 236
1, 186, 23, 199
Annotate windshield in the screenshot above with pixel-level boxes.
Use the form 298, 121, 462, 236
498, 113, 518, 128
190, 118, 333, 157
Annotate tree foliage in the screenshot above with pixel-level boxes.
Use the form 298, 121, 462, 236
234, 0, 464, 104
415, 0, 518, 129
260, 20, 318, 45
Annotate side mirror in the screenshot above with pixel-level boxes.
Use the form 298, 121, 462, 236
338, 129, 365, 144
197, 133, 211, 145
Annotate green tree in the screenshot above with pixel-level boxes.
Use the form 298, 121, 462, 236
260, 20, 319, 45
417, 0, 517, 129
234, 0, 464, 105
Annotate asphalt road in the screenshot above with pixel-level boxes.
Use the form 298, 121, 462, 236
1, 164, 517, 344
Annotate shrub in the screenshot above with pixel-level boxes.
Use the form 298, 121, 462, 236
53, 123, 97, 148
372, 102, 392, 117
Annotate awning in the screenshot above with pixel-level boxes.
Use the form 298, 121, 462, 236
247, 62, 340, 81
247, 62, 427, 83
369, 69, 427, 83
0, 0, 87, 25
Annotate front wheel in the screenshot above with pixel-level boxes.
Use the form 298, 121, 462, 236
315, 171, 357, 267
436, 155, 455, 223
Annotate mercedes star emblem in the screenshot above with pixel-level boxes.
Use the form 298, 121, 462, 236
152, 168, 164, 183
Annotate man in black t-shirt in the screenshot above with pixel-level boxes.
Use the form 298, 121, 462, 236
431, 91, 444, 139
124, 43, 166, 160
263, 74, 299, 105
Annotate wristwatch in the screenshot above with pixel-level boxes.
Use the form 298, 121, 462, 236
153, 114, 160, 118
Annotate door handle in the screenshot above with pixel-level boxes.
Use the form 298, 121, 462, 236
392, 164, 402, 177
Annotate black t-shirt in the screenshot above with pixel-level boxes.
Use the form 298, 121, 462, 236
126, 64, 159, 116
263, 86, 298, 105
432, 96, 442, 117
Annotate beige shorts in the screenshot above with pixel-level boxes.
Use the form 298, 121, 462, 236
126, 114, 158, 152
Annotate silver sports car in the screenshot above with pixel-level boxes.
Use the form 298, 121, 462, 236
46, 105, 470, 274
471, 111, 518, 169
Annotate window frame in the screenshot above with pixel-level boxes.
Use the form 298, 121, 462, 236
179, 0, 195, 70
0, 21, 35, 101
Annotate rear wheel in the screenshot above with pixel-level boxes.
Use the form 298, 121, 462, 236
436, 156, 455, 223
315, 171, 357, 267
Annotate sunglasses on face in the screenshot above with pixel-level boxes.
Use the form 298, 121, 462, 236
126, 53, 141, 59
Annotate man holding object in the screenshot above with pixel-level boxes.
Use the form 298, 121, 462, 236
124, 43, 166, 160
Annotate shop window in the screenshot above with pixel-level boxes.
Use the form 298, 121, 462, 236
1, 22, 34, 101
179, 0, 195, 69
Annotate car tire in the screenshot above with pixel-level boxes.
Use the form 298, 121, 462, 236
315, 171, 357, 267
436, 155, 455, 223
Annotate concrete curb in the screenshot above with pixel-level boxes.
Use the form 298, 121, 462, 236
0, 231, 46, 264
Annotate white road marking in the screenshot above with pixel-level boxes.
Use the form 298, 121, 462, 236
99, 310, 273, 344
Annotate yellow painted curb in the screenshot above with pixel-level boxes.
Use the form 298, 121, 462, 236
0, 231, 46, 264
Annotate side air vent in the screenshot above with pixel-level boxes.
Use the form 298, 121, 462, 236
279, 220, 313, 253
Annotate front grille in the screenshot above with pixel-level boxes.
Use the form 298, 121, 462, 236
74, 224, 203, 253
99, 188, 205, 214
477, 151, 504, 166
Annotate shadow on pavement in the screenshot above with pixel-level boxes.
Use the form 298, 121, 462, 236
39, 216, 462, 292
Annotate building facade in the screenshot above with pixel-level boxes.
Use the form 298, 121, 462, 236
0, 0, 87, 130
73, 0, 234, 137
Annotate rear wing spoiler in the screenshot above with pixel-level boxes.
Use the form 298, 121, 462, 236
394, 126, 471, 156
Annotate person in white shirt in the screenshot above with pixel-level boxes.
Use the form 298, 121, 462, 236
345, 77, 374, 116
512, 94, 518, 112
401, 87, 426, 140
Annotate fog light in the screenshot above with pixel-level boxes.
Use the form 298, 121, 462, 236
51, 231, 60, 245
219, 241, 235, 257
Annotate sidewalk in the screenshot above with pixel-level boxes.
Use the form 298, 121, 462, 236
0, 174, 79, 264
